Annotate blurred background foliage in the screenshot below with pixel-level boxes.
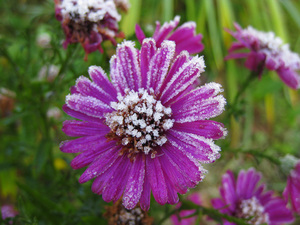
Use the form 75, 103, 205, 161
0, 0, 300, 224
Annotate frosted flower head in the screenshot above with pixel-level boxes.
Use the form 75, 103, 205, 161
212, 168, 294, 225
104, 199, 153, 225
226, 23, 300, 89
283, 160, 300, 214
135, 16, 204, 55
170, 193, 202, 225
60, 39, 226, 210
55, 0, 123, 59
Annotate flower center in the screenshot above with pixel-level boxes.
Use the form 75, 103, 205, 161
235, 197, 269, 225
105, 88, 174, 159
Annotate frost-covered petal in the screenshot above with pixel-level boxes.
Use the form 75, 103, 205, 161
168, 22, 204, 54
88, 66, 118, 100
167, 130, 221, 163
172, 95, 226, 123
146, 40, 176, 93
153, 16, 180, 47
62, 104, 103, 123
172, 120, 227, 139
146, 156, 168, 205
140, 38, 157, 88
60, 135, 108, 153
70, 141, 116, 170
160, 56, 205, 105
115, 41, 141, 91
79, 146, 120, 183
140, 173, 151, 211
66, 94, 112, 119
101, 156, 131, 203
123, 154, 145, 209
62, 120, 109, 137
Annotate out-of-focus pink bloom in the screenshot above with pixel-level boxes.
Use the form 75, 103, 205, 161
135, 16, 204, 55
171, 193, 202, 225
212, 168, 294, 225
54, 0, 123, 59
1, 205, 18, 221
283, 161, 300, 214
226, 23, 300, 89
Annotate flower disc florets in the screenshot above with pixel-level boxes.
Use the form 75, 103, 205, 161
236, 197, 269, 225
105, 88, 173, 159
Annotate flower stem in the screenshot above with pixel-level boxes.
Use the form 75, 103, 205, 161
228, 70, 257, 116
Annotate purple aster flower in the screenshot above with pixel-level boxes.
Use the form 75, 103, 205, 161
55, 0, 123, 59
170, 193, 202, 225
226, 23, 300, 89
135, 16, 204, 55
212, 168, 294, 225
1, 205, 18, 222
283, 160, 300, 214
60, 38, 226, 210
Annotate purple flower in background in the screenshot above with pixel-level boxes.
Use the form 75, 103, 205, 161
135, 16, 204, 55
60, 38, 226, 210
171, 193, 202, 225
283, 161, 300, 214
212, 168, 294, 225
1, 205, 18, 222
55, 0, 123, 59
226, 23, 300, 89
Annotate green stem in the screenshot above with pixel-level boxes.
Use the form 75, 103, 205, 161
228, 71, 257, 116
180, 201, 252, 225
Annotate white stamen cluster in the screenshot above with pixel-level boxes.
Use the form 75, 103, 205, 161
105, 88, 174, 158
60, 0, 121, 22
241, 26, 300, 68
236, 197, 269, 225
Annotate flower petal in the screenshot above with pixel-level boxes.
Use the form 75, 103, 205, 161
66, 94, 112, 119
88, 66, 118, 100
62, 120, 109, 137
160, 55, 205, 105
115, 41, 141, 91
146, 156, 168, 205
60, 135, 108, 153
168, 22, 204, 54
123, 154, 146, 209
140, 38, 157, 88
146, 40, 176, 93
79, 146, 120, 183
172, 120, 227, 139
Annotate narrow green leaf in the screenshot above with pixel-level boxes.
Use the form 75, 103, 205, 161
120, 0, 142, 36
204, 0, 223, 70
280, 0, 300, 28
162, 0, 173, 22
185, 0, 196, 21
